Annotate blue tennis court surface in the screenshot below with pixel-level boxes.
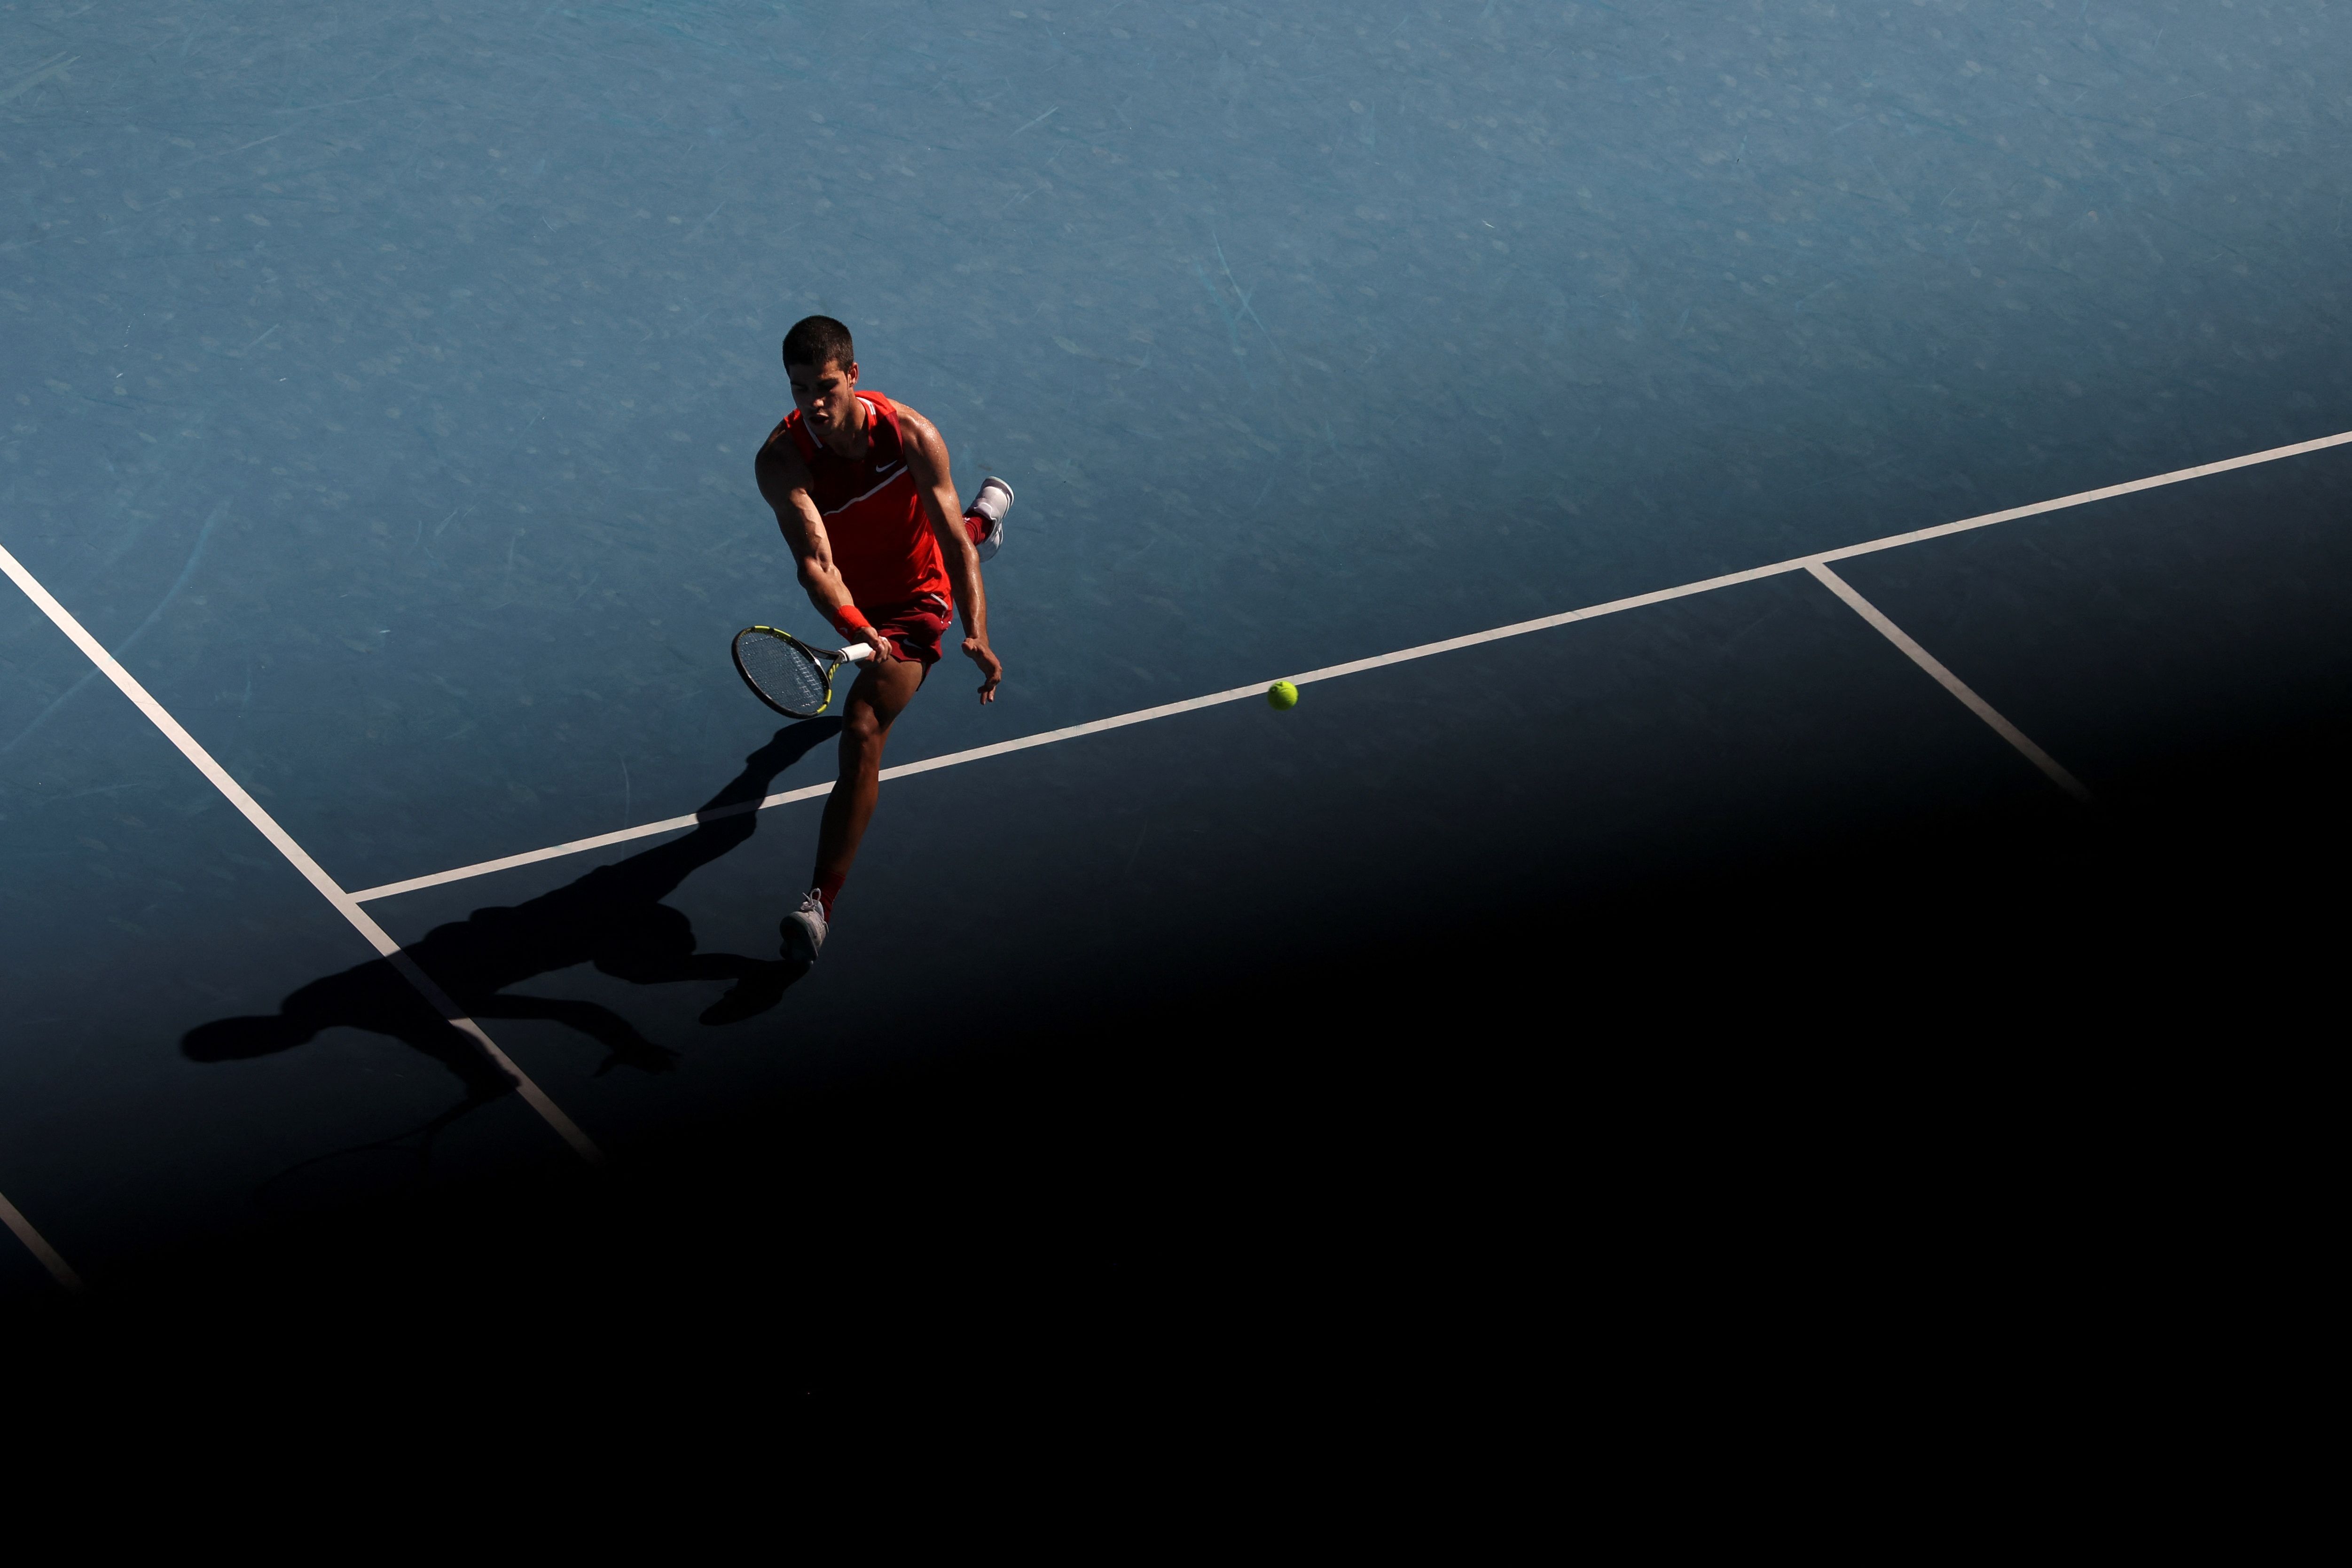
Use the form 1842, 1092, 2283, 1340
6, 3, 2349, 1388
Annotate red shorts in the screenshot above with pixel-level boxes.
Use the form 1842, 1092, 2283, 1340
864, 593, 953, 667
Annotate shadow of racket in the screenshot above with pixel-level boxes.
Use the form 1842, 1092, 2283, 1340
255, 1098, 487, 1217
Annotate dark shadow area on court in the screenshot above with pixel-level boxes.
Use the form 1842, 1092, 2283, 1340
180, 720, 838, 1137
20, 712, 2341, 1405
11, 4, 2350, 1441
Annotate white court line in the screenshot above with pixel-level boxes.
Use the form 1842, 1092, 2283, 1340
350, 424, 2352, 903
0, 1188, 81, 1291
1805, 563, 2093, 803
0, 542, 603, 1173
351, 686, 1270, 902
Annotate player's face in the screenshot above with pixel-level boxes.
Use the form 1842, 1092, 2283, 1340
787, 357, 859, 434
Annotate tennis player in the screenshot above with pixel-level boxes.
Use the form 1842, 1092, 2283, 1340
755, 315, 1010, 964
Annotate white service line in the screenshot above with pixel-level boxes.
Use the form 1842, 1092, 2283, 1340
350, 684, 1273, 902
350, 423, 2352, 902
1805, 562, 2093, 803
352, 791, 815, 903
1813, 427, 2352, 565
0, 1187, 81, 1291
0, 541, 603, 1169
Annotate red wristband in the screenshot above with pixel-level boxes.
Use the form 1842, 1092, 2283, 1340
831, 604, 873, 642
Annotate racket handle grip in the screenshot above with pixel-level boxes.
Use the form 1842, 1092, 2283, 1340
840, 641, 875, 663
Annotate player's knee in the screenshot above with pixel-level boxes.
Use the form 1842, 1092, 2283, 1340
841, 706, 887, 755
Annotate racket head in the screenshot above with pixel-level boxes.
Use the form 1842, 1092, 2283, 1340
733, 626, 840, 718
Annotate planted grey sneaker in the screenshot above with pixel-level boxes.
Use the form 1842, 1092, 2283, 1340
780, 889, 828, 964
966, 476, 1014, 563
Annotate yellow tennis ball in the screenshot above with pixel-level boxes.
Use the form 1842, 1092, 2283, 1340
1267, 680, 1299, 710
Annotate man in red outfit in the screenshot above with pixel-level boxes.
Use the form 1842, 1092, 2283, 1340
754, 315, 1012, 964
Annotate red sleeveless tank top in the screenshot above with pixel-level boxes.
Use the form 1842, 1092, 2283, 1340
770, 392, 951, 610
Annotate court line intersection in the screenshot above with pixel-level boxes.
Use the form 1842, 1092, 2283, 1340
0, 547, 604, 1168
1805, 562, 2093, 802
348, 426, 2352, 902
5, 424, 2347, 1286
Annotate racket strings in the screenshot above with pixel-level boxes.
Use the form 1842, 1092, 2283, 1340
737, 630, 830, 714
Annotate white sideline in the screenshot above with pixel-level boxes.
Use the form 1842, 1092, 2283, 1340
1806, 562, 2094, 802
0, 1187, 81, 1291
0, 542, 604, 1176
348, 425, 2352, 903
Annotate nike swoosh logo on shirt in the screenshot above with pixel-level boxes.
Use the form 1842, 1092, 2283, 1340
821, 464, 915, 515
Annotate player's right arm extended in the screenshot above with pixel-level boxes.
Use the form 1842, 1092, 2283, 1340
756, 439, 898, 659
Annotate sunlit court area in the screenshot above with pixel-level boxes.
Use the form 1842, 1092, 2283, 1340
4, 1, 2346, 1406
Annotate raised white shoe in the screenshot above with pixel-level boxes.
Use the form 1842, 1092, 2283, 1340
780, 888, 828, 964
967, 476, 1013, 563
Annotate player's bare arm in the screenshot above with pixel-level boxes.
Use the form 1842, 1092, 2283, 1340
895, 401, 1003, 703
754, 430, 906, 663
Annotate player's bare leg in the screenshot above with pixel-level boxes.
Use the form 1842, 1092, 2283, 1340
815, 655, 925, 886
782, 654, 925, 962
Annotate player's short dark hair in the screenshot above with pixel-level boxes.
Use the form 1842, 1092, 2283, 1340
782, 315, 855, 372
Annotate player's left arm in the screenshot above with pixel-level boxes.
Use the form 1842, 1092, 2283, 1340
898, 404, 1003, 704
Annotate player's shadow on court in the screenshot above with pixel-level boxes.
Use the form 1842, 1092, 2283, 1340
181, 721, 839, 1101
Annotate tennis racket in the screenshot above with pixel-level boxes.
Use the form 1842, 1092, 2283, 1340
731, 625, 875, 718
